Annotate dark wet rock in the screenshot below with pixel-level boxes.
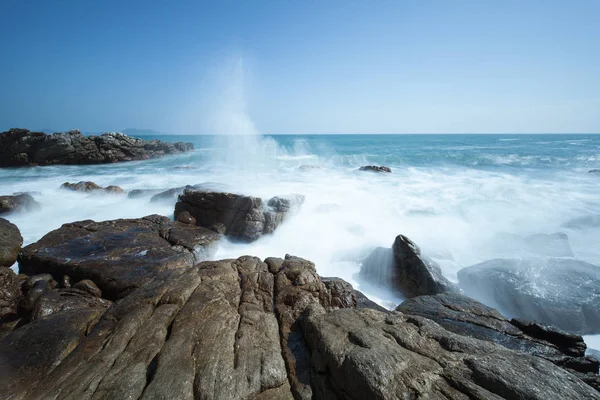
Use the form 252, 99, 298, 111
458, 258, 600, 334
0, 193, 40, 215
0, 267, 22, 323
31, 287, 111, 321
563, 215, 600, 230
174, 190, 303, 242
18, 215, 221, 300
359, 165, 392, 173
73, 279, 102, 297
176, 210, 196, 225
61, 181, 125, 194
0, 254, 599, 399
0, 217, 23, 267
149, 183, 214, 203
0, 128, 194, 167
360, 235, 459, 298
495, 232, 574, 257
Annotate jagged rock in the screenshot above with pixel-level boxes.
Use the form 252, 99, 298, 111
0, 267, 22, 323
174, 190, 303, 242
458, 258, 600, 334
0, 193, 40, 214
60, 181, 125, 194
18, 215, 221, 300
0, 254, 598, 399
0, 217, 23, 267
303, 307, 600, 399
360, 235, 459, 298
0, 128, 194, 167
358, 165, 392, 173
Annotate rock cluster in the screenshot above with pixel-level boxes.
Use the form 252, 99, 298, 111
175, 189, 304, 242
61, 181, 125, 194
0, 129, 194, 167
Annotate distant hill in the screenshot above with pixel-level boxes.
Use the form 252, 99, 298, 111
121, 128, 166, 136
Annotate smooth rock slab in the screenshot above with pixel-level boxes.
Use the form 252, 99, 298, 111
18, 215, 221, 300
458, 258, 600, 334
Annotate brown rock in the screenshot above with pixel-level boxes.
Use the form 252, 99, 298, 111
73, 279, 102, 297
0, 217, 22, 267
176, 210, 196, 225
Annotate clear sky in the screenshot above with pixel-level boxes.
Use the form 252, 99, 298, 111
1, 0, 599, 134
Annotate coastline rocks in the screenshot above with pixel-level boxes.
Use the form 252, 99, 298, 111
359, 165, 392, 173
0, 193, 40, 214
174, 189, 304, 242
360, 235, 459, 298
0, 267, 22, 323
0, 253, 599, 398
0, 128, 194, 167
18, 215, 221, 300
0, 217, 23, 267
458, 258, 600, 334
61, 181, 125, 194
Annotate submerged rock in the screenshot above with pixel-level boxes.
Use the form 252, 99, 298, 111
563, 215, 600, 230
458, 258, 600, 334
360, 235, 459, 298
358, 165, 392, 173
0, 217, 23, 267
495, 232, 574, 257
0, 128, 194, 167
18, 215, 221, 300
174, 189, 303, 242
0, 193, 40, 215
61, 181, 125, 194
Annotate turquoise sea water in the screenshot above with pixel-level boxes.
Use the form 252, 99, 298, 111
1, 133, 600, 347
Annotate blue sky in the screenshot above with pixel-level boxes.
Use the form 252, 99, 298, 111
1, 0, 598, 134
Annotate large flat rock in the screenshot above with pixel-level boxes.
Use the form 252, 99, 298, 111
18, 215, 221, 300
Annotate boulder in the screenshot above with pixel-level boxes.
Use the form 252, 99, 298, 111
359, 235, 459, 298
174, 190, 303, 242
358, 165, 392, 173
0, 193, 40, 214
18, 215, 221, 300
0, 254, 598, 399
60, 181, 125, 194
458, 258, 600, 334
0, 128, 194, 167
176, 211, 196, 225
0, 217, 23, 267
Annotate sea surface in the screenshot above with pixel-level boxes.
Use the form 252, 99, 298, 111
2, 133, 600, 347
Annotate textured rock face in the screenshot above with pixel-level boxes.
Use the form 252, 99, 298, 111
174, 189, 304, 242
0, 252, 599, 399
0, 267, 22, 324
458, 258, 600, 334
360, 235, 459, 298
0, 128, 194, 167
0, 193, 41, 215
358, 165, 392, 172
0, 217, 23, 267
61, 181, 125, 194
18, 215, 221, 300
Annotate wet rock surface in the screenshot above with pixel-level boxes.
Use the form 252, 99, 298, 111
458, 258, 600, 334
494, 232, 574, 257
0, 249, 598, 399
0, 217, 23, 267
0, 193, 41, 215
0, 128, 193, 167
61, 181, 125, 194
18, 215, 221, 300
358, 165, 392, 172
360, 235, 460, 298
174, 189, 303, 242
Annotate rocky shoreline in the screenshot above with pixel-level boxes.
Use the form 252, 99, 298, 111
0, 188, 599, 399
0, 129, 194, 167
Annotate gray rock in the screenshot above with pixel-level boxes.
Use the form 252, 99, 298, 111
174, 190, 303, 242
458, 258, 600, 334
0, 128, 194, 167
358, 165, 392, 173
18, 215, 221, 300
359, 235, 460, 298
0, 193, 40, 215
0, 217, 22, 267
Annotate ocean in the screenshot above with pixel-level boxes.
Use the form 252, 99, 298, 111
2, 133, 600, 345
